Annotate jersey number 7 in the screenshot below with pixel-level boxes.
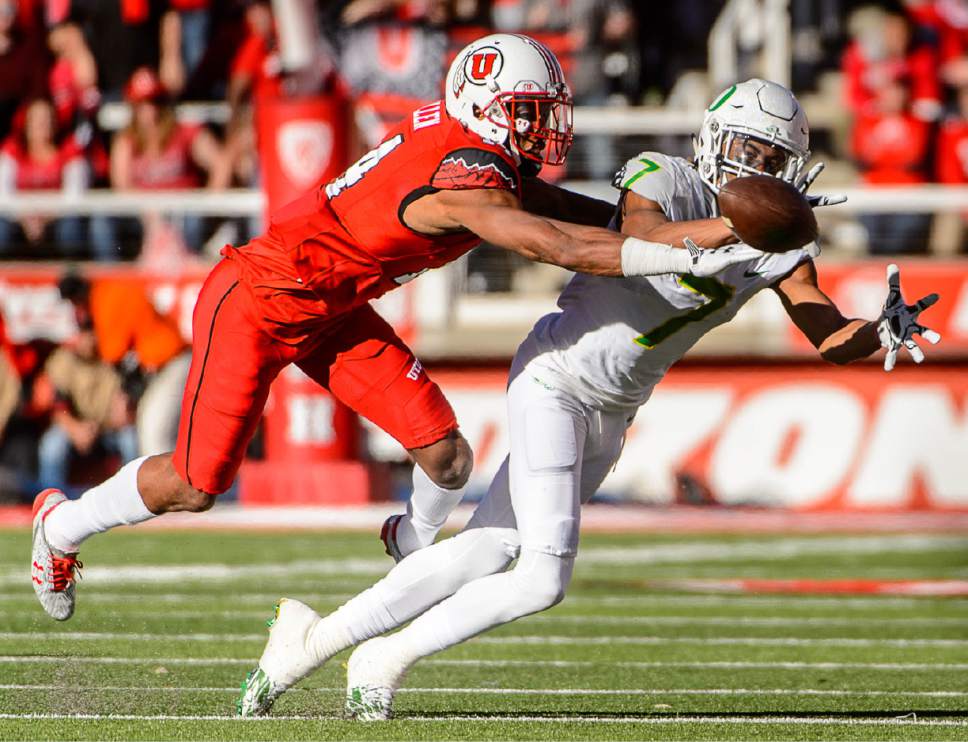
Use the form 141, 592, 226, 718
635, 275, 734, 348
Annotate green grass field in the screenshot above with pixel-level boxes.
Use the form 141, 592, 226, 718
2, 526, 967, 740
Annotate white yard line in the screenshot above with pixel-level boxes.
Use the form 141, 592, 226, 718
2, 684, 967, 698
532, 614, 968, 627
0, 592, 355, 604
2, 655, 966, 670
570, 594, 968, 609
0, 712, 966, 727
2, 534, 964, 587
1, 590, 961, 612
578, 535, 968, 564
3, 631, 965, 648
2, 610, 963, 627
429, 659, 968, 671
477, 635, 968, 648
0, 559, 389, 587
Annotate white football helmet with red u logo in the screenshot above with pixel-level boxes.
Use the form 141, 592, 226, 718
445, 33, 574, 166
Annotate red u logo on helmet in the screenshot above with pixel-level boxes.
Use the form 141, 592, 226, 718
469, 52, 498, 81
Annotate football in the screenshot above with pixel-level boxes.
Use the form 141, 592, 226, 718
717, 174, 818, 253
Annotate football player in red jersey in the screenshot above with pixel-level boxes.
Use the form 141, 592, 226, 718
30, 33, 753, 623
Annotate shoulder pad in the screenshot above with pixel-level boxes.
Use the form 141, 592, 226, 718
612, 153, 670, 192
432, 148, 520, 192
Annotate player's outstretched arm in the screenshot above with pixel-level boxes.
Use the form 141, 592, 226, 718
520, 176, 616, 227
619, 191, 738, 248
773, 261, 941, 368
403, 187, 755, 278
773, 260, 879, 364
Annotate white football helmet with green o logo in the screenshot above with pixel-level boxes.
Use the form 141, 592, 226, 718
694, 78, 810, 193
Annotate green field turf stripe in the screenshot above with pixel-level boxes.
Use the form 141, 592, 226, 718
475, 635, 968, 648
5, 684, 968, 698
9, 631, 966, 648
1, 713, 967, 728
5, 655, 968, 670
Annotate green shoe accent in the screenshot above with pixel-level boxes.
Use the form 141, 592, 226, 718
237, 667, 277, 717
266, 603, 281, 629
346, 685, 392, 721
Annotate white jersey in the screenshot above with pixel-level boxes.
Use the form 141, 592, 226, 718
516, 152, 814, 411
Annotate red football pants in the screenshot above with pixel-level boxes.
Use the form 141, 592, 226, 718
173, 259, 457, 494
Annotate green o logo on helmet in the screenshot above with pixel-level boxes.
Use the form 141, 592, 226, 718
708, 85, 737, 112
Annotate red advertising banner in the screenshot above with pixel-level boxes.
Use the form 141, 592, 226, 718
366, 363, 968, 511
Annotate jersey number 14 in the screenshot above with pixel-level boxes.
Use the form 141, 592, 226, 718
325, 134, 404, 200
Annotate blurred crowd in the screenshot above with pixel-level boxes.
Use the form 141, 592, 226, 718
1, 0, 965, 262
0, 270, 190, 503
842, 0, 968, 254
3, 0, 968, 500
0, 0, 643, 262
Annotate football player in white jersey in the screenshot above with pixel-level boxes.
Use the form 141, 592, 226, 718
237, 78, 941, 719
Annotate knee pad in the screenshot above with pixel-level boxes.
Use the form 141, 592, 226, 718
509, 549, 575, 614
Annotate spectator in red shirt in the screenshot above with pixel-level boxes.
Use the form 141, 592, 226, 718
937, 82, 968, 183
0, 0, 49, 141
851, 77, 934, 254
844, 6, 942, 121
0, 98, 89, 257
47, 22, 100, 132
936, 81, 968, 238
162, 0, 212, 96
109, 66, 229, 256
227, 0, 282, 108
906, 0, 968, 88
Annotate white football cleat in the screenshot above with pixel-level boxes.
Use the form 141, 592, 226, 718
345, 637, 409, 721
31, 489, 82, 621
237, 598, 324, 717
380, 514, 406, 563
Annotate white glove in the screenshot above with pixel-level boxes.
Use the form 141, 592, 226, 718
684, 238, 764, 277
877, 263, 941, 371
798, 162, 847, 208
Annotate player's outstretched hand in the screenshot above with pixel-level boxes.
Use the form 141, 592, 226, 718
684, 238, 763, 277
797, 162, 847, 209
877, 263, 942, 371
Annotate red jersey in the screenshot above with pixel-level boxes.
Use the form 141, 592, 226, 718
937, 118, 968, 184
226, 100, 522, 343
130, 122, 203, 189
230, 33, 284, 102
0, 133, 84, 190
851, 111, 930, 185
842, 42, 940, 116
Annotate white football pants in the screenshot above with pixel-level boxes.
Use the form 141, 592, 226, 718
361, 363, 634, 666
466, 365, 633, 557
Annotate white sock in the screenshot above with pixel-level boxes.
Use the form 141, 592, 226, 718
393, 465, 466, 555
44, 456, 155, 553
308, 527, 515, 661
